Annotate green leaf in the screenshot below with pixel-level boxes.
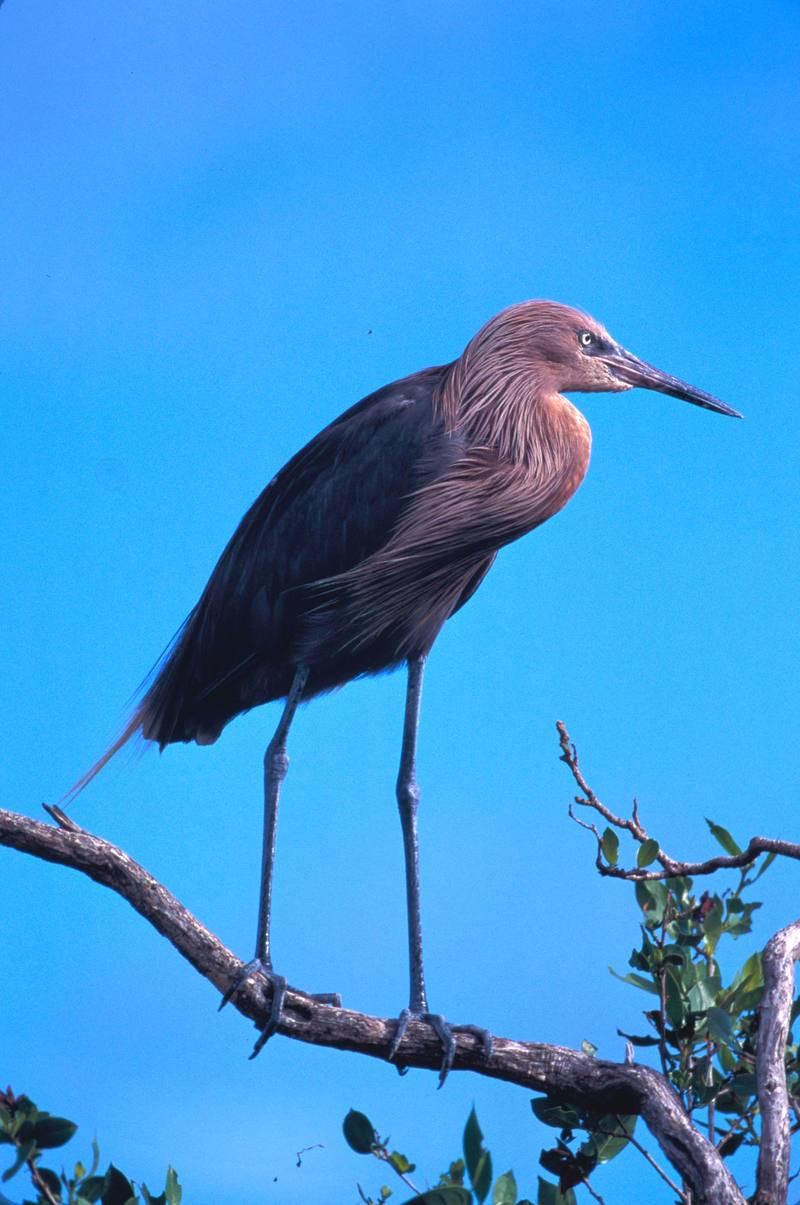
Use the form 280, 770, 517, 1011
617, 1028, 660, 1047
531, 1098, 581, 1130
38, 1167, 63, 1198
343, 1110, 376, 1154
637, 839, 660, 868
33, 1116, 78, 1150
441, 1159, 465, 1186
687, 970, 721, 1013
666, 876, 692, 906
717, 1128, 746, 1157
389, 1152, 416, 1175
660, 940, 691, 966
729, 1072, 758, 1097
101, 1164, 136, 1205
463, 1108, 492, 1205
536, 1176, 577, 1205
493, 1170, 517, 1204
753, 851, 777, 881
729, 951, 763, 995
718, 1042, 737, 1074
702, 896, 725, 951
164, 1166, 182, 1205
539, 1146, 586, 1187
706, 1006, 736, 1047
705, 819, 742, 857
664, 965, 687, 1028
580, 1040, 597, 1057
76, 1175, 106, 1203
724, 951, 765, 1013
635, 878, 668, 925
690, 1062, 724, 1106
2, 1138, 36, 1182
601, 828, 619, 866
609, 967, 659, 995
581, 1115, 635, 1164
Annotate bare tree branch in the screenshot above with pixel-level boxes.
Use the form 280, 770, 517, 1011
557, 721, 800, 881
0, 804, 746, 1204
755, 918, 800, 1205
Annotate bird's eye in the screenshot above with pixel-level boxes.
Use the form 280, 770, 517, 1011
578, 331, 595, 348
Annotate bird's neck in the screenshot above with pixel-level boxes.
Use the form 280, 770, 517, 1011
436, 353, 592, 488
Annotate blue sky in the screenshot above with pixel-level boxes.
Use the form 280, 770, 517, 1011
2, 1, 799, 1201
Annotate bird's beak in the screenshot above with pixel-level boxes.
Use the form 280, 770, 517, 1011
603, 346, 742, 418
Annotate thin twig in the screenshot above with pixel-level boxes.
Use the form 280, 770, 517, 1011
295, 1143, 324, 1168
557, 721, 800, 880
655, 917, 671, 1085
716, 1107, 757, 1155
613, 1115, 687, 1202
578, 1171, 606, 1203
373, 1142, 420, 1195
27, 1159, 60, 1205
706, 951, 716, 1148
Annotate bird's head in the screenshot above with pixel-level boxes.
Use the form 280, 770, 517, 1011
487, 300, 742, 418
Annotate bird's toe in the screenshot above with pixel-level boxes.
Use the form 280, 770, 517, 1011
451, 1022, 494, 1060
389, 1009, 489, 1087
220, 960, 342, 1059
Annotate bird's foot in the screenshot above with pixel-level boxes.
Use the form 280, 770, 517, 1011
388, 1008, 494, 1088
219, 958, 340, 1059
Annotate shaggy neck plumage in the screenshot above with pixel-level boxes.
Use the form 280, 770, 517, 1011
435, 306, 592, 481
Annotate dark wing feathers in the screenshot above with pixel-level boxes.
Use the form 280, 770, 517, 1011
139, 364, 461, 742
196, 365, 457, 657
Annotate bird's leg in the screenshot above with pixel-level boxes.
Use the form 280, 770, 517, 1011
396, 654, 428, 1014
255, 664, 309, 972
388, 655, 493, 1086
219, 663, 339, 1057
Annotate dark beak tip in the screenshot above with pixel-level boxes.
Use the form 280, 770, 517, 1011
715, 402, 743, 420
607, 349, 742, 421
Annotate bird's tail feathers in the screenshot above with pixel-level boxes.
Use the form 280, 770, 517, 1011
60, 711, 144, 806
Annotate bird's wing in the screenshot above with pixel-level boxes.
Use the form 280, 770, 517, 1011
173, 365, 462, 675
308, 445, 574, 659
66, 367, 461, 780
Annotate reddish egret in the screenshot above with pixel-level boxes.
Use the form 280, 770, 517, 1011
67, 300, 740, 1080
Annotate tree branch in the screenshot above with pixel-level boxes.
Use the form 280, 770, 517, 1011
557, 721, 800, 880
755, 918, 800, 1205
0, 805, 746, 1204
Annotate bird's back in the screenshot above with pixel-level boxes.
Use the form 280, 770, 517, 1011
138, 364, 479, 747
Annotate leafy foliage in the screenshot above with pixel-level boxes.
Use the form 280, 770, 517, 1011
605, 824, 788, 1160
344, 818, 799, 1201
0, 1089, 181, 1205
343, 1107, 534, 1205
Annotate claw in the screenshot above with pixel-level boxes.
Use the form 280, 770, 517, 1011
250, 972, 288, 1058
452, 1023, 494, 1061
218, 958, 287, 1056
220, 960, 341, 1058
388, 1009, 492, 1087
388, 1007, 413, 1062
219, 958, 280, 1011
427, 1013, 457, 1088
